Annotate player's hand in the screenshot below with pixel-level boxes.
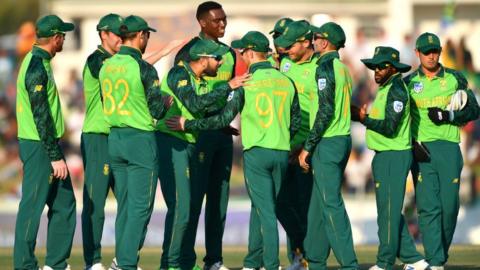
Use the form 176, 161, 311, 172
428, 107, 450, 125
298, 149, 311, 172
351, 104, 367, 123
222, 125, 240, 136
166, 115, 186, 131
289, 145, 303, 164
51, 159, 68, 180
228, 73, 251, 89
162, 39, 189, 55
163, 95, 173, 110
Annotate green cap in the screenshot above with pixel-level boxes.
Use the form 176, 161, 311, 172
231, 31, 270, 53
122, 15, 156, 34
97, 13, 124, 35
274, 20, 312, 48
269, 17, 293, 35
35, 15, 75, 38
189, 39, 229, 61
416, 32, 441, 53
361, 46, 411, 73
311, 22, 346, 48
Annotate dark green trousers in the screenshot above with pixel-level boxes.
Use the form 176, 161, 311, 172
277, 162, 313, 260
181, 130, 232, 268
14, 139, 76, 270
81, 133, 115, 267
109, 128, 158, 270
243, 147, 289, 270
304, 136, 358, 270
156, 132, 195, 269
372, 150, 423, 270
412, 140, 463, 266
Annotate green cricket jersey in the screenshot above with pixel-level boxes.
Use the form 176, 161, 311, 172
279, 52, 319, 147
405, 65, 480, 143
183, 61, 301, 151
16, 46, 64, 161
82, 45, 112, 134
365, 73, 411, 151
99, 45, 168, 131
156, 63, 232, 143
304, 51, 352, 152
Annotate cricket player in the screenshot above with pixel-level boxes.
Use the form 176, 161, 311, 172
297, 22, 358, 270
156, 38, 247, 270
351, 46, 429, 270
274, 19, 325, 269
404, 32, 480, 270
268, 17, 293, 68
174, 2, 238, 270
81, 13, 123, 270
166, 30, 301, 270
99, 15, 171, 270
14, 15, 76, 270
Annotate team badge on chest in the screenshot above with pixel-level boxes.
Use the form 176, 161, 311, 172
282, 62, 291, 72
318, 78, 327, 91
413, 82, 423, 93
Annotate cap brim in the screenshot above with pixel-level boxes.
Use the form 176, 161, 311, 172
274, 36, 295, 48
417, 44, 441, 54
269, 29, 276, 34
147, 27, 157, 32
60, 22, 75, 32
231, 39, 245, 49
213, 44, 229, 56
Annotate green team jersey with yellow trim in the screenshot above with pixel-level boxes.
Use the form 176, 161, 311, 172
82, 45, 111, 134
405, 65, 480, 143
16, 46, 65, 161
279, 52, 319, 147
365, 73, 411, 151
99, 46, 168, 131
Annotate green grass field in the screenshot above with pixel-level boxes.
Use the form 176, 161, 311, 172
1, 245, 479, 270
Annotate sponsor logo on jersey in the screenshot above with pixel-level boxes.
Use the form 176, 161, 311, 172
413, 82, 423, 93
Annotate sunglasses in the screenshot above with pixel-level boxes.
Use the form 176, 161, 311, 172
374, 63, 391, 71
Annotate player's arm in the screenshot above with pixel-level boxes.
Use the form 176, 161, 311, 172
140, 61, 169, 119
289, 82, 301, 139
303, 61, 336, 152
363, 77, 408, 137
25, 56, 63, 161
167, 66, 231, 114
184, 88, 244, 131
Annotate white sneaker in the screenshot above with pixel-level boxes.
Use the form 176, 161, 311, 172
369, 266, 385, 270
404, 259, 430, 270
287, 250, 306, 270
44, 265, 71, 270
108, 257, 143, 270
205, 262, 230, 270
87, 263, 107, 270
429, 267, 444, 270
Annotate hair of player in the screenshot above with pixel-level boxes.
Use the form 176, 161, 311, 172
196, 1, 223, 20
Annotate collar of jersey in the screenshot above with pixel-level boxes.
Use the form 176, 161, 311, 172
118, 45, 142, 59
32, 45, 52, 60
183, 61, 207, 84
317, 50, 339, 65
97, 45, 113, 58
249, 61, 273, 73
417, 64, 445, 79
296, 49, 317, 65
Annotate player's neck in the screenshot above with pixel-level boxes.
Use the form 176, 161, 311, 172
421, 64, 441, 77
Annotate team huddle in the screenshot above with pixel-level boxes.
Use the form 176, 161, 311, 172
13, 1, 480, 270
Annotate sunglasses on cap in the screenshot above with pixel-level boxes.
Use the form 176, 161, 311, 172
198, 54, 223, 61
